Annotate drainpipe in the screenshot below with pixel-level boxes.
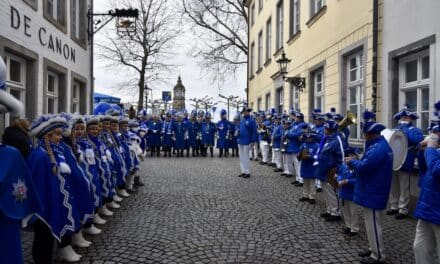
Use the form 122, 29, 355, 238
372, 0, 379, 113
89, 1, 94, 114
246, 7, 250, 106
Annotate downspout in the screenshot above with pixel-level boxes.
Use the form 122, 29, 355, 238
246, 6, 250, 106
372, 0, 379, 113
89, 0, 94, 114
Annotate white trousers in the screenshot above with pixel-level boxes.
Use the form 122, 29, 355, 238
273, 149, 282, 169
315, 179, 322, 188
238, 144, 251, 174
283, 153, 293, 175
363, 208, 386, 261
292, 154, 303, 183
389, 170, 411, 214
260, 141, 269, 163
303, 179, 316, 199
323, 182, 340, 216
414, 219, 440, 264
342, 200, 360, 232
249, 143, 259, 159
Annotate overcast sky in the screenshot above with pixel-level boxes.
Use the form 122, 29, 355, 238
93, 0, 246, 119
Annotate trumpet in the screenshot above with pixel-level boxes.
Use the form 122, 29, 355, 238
339, 111, 357, 131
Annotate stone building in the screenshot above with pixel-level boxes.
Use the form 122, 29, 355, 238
0, 0, 93, 132
172, 76, 186, 112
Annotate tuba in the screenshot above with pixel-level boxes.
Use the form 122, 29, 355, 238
338, 111, 357, 131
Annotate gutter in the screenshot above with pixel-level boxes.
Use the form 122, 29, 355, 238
372, 0, 379, 113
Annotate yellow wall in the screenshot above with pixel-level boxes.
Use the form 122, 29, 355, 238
248, 0, 379, 122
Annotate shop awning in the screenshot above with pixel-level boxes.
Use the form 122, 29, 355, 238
93, 92, 121, 104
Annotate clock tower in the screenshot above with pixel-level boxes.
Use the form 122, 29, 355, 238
172, 76, 186, 111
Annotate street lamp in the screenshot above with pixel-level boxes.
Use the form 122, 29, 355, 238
276, 52, 306, 92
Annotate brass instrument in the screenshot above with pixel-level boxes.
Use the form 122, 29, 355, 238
298, 148, 311, 161
338, 111, 357, 131
326, 167, 339, 189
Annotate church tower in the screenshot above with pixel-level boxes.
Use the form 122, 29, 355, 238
172, 76, 186, 111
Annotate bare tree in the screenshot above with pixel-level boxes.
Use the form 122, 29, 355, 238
180, 0, 248, 82
96, 0, 180, 109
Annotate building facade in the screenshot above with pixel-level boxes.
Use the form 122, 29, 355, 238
0, 0, 93, 131
245, 0, 380, 145
172, 76, 186, 112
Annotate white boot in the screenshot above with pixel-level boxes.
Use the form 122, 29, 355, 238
113, 194, 123, 202
118, 189, 130, 198
84, 224, 102, 235
94, 213, 107, 225
108, 200, 120, 209
57, 245, 82, 262
72, 230, 92, 248
99, 205, 114, 216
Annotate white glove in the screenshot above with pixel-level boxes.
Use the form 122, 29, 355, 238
427, 134, 439, 148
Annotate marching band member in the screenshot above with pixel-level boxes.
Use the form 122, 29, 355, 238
147, 114, 163, 157
217, 109, 231, 157
237, 107, 258, 178
162, 112, 174, 157
290, 111, 306, 186
281, 120, 293, 178
346, 110, 393, 264
173, 112, 187, 157
311, 110, 325, 192
413, 101, 440, 264
230, 114, 240, 157
387, 105, 424, 220
26, 114, 82, 263
314, 119, 344, 222
249, 112, 260, 161
187, 111, 200, 157
298, 127, 319, 204
258, 114, 271, 165
271, 116, 284, 173
0, 57, 40, 264
201, 113, 216, 157
119, 117, 138, 193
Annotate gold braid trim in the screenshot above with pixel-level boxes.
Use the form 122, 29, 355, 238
43, 134, 58, 175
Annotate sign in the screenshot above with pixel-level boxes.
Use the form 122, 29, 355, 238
162, 91, 172, 102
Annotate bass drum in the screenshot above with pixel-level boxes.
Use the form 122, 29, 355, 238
381, 129, 408, 171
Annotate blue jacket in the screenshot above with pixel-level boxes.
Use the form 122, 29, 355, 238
186, 120, 200, 148
271, 123, 283, 149
314, 124, 325, 143
173, 121, 187, 149
147, 121, 162, 147
395, 123, 423, 172
314, 133, 344, 181
414, 147, 440, 225
228, 124, 239, 148
258, 119, 272, 142
201, 122, 216, 146
299, 142, 319, 178
286, 121, 305, 154
337, 163, 356, 201
349, 136, 393, 210
216, 119, 230, 149
161, 120, 175, 147
237, 116, 258, 145
417, 149, 428, 188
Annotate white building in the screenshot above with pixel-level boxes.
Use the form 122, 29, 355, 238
0, 0, 93, 131
382, 0, 440, 133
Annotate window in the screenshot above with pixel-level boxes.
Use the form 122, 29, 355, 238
276, 88, 284, 114
265, 18, 272, 62
71, 0, 86, 45
399, 50, 431, 134
310, 0, 325, 17
290, 83, 300, 111
265, 93, 271, 111
250, 42, 255, 76
345, 52, 364, 139
259, 0, 263, 11
258, 31, 263, 69
72, 81, 81, 113
3, 54, 27, 127
250, 4, 255, 26
290, 0, 300, 37
23, 0, 38, 10
44, 0, 66, 31
257, 97, 262, 111
312, 68, 324, 112
276, 0, 284, 50
47, 71, 59, 114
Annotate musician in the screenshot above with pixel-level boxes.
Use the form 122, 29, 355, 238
346, 111, 393, 264
314, 119, 344, 222
311, 109, 325, 192
161, 112, 174, 157
173, 113, 187, 157
229, 114, 240, 157
281, 120, 293, 177
201, 113, 216, 157
298, 128, 319, 204
271, 116, 284, 173
413, 102, 440, 264
249, 113, 261, 161
147, 114, 162, 157
186, 111, 200, 157
387, 105, 424, 220
0, 57, 40, 264
290, 111, 306, 187
237, 107, 258, 178
258, 114, 271, 165
217, 109, 231, 157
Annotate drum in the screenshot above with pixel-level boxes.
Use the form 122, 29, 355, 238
381, 129, 408, 171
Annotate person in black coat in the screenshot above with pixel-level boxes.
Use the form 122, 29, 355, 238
2, 118, 32, 158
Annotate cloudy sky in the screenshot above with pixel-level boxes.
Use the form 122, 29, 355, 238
93, 0, 246, 119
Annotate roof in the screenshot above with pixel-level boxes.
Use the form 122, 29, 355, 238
94, 92, 121, 104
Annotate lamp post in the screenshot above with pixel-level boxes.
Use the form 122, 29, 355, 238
144, 84, 152, 111
219, 94, 239, 120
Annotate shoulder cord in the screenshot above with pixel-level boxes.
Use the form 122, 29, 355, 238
43, 135, 58, 175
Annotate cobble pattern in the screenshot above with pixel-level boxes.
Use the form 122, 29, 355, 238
23, 155, 419, 264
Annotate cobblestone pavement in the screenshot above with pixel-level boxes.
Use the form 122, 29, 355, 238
23, 154, 419, 264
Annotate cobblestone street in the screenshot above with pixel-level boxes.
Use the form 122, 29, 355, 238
23, 154, 418, 264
